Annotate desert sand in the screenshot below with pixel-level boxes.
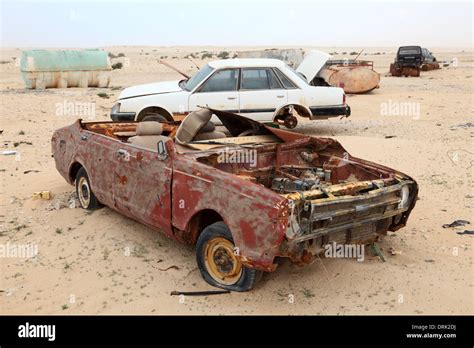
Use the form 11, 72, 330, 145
0, 46, 473, 314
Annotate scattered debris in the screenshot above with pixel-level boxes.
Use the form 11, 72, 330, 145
32, 191, 51, 200
451, 122, 474, 130
170, 290, 230, 296
424, 259, 435, 263
456, 230, 474, 236
371, 243, 386, 262
158, 265, 180, 271
388, 247, 402, 256
13, 141, 33, 147
23, 170, 40, 174
46, 192, 79, 210
442, 220, 470, 228
384, 135, 397, 139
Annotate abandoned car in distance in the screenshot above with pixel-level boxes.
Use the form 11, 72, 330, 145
52, 108, 418, 291
110, 58, 350, 129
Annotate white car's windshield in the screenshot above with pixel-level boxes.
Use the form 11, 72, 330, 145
184, 64, 214, 91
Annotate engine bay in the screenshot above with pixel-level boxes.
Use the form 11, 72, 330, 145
195, 143, 397, 198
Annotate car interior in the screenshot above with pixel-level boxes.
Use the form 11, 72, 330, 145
82, 108, 281, 153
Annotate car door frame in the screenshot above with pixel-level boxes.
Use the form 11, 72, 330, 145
111, 137, 174, 236
238, 67, 288, 122
188, 68, 241, 114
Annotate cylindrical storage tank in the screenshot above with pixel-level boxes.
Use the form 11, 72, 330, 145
20, 49, 112, 89
318, 61, 380, 94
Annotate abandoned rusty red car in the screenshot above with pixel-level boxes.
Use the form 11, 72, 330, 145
51, 108, 418, 291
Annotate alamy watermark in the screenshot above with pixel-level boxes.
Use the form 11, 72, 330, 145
18, 322, 55, 341
380, 99, 421, 120
217, 147, 257, 167
446, 149, 473, 169
55, 100, 96, 119
324, 242, 365, 262
0, 242, 38, 258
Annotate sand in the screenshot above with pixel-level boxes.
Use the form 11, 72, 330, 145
0, 46, 473, 314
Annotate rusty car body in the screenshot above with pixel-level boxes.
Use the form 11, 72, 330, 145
51, 108, 418, 291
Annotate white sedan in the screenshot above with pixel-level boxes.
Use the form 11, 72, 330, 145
111, 56, 350, 128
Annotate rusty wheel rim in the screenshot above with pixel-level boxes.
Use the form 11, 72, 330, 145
77, 176, 90, 208
204, 237, 242, 285
284, 115, 297, 129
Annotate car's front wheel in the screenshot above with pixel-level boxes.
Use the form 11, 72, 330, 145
196, 221, 262, 292
142, 114, 168, 123
75, 167, 102, 210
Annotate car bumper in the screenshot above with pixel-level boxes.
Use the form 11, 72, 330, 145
309, 105, 351, 119
110, 112, 136, 122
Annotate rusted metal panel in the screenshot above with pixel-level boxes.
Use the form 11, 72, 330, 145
421, 62, 440, 71
390, 63, 420, 77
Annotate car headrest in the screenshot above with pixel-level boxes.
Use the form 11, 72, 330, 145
199, 121, 215, 133
176, 109, 212, 144
136, 121, 163, 136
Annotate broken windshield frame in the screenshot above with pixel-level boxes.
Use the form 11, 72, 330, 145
182, 64, 214, 91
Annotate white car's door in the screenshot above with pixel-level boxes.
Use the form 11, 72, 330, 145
239, 68, 288, 122
188, 69, 239, 113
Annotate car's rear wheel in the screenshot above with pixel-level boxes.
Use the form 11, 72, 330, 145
196, 221, 262, 292
75, 167, 102, 210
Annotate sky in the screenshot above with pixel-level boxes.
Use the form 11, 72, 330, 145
0, 0, 472, 47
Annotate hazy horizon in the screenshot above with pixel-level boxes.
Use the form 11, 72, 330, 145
1, 0, 473, 48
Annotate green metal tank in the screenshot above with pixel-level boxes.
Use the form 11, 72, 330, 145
20, 49, 112, 89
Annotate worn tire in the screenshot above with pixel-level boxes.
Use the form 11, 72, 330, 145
196, 221, 262, 292
142, 114, 168, 123
75, 167, 102, 210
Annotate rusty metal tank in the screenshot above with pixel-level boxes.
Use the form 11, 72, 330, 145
421, 62, 440, 71
317, 60, 380, 94
20, 49, 112, 89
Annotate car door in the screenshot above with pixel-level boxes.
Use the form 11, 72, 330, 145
239, 68, 287, 122
112, 139, 173, 235
78, 132, 118, 208
188, 68, 240, 114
